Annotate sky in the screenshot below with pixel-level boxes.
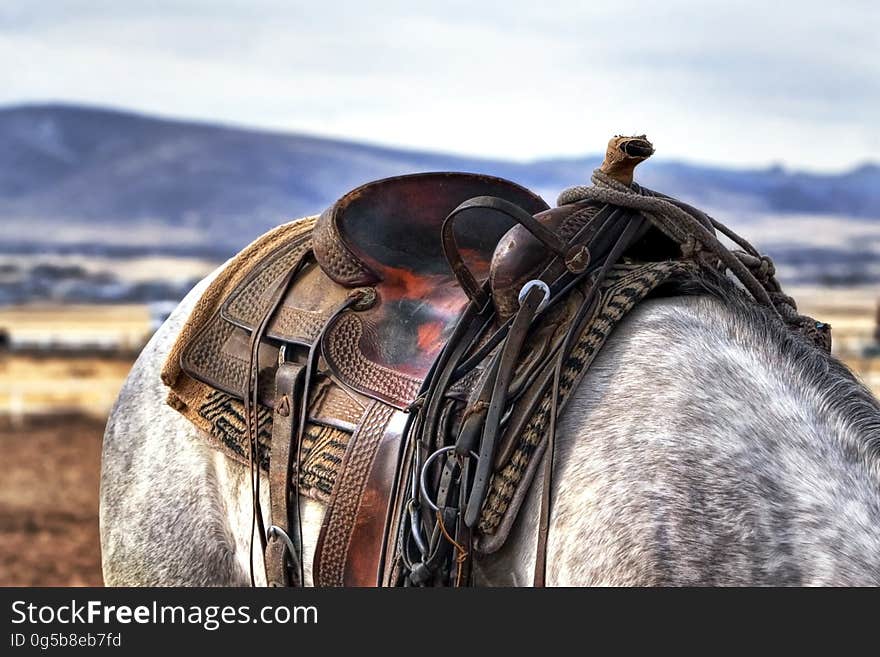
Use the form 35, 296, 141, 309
1, 1, 877, 172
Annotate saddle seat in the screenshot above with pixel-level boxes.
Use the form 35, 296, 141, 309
183, 172, 549, 410
309, 172, 549, 405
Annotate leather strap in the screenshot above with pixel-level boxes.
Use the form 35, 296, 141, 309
314, 401, 398, 586
244, 256, 310, 586
533, 213, 647, 586
265, 361, 306, 587
442, 196, 574, 307
465, 284, 546, 527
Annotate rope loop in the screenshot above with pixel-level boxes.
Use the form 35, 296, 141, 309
557, 168, 791, 324
736, 251, 776, 282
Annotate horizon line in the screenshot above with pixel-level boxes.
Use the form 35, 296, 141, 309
2, 99, 876, 177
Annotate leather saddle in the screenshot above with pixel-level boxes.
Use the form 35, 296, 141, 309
178, 162, 656, 583
179, 171, 558, 586
183, 172, 549, 410
175, 135, 797, 587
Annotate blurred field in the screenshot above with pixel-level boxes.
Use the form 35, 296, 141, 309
0, 415, 105, 586
0, 290, 878, 587
792, 286, 880, 392
0, 354, 134, 422
0, 305, 147, 422
0, 305, 145, 586
0, 304, 152, 352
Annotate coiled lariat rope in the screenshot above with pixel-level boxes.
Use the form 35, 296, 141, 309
558, 168, 807, 329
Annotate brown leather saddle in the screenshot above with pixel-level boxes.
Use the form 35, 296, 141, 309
183, 172, 549, 409
180, 171, 556, 585
177, 138, 688, 587
175, 135, 820, 587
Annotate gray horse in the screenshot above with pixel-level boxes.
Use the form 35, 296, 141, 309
100, 268, 880, 586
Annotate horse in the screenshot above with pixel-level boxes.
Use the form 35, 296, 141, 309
100, 263, 880, 586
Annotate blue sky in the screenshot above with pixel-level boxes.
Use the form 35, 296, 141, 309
1, 1, 876, 171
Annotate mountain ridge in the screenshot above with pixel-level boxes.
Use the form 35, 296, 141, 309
2, 102, 878, 257
7, 101, 877, 174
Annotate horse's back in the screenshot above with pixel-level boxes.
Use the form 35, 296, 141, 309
102, 287, 880, 586
488, 294, 880, 586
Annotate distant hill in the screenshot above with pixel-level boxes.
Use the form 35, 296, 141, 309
2, 103, 877, 260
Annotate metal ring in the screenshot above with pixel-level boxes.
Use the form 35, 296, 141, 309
518, 279, 551, 313
266, 525, 297, 558
419, 446, 478, 512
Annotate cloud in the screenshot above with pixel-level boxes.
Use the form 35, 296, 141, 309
1, 0, 876, 170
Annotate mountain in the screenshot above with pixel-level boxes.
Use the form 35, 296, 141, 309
0, 103, 549, 256
2, 102, 878, 303
2, 103, 878, 258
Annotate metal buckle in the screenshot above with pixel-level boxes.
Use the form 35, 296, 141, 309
266, 525, 297, 558
277, 343, 288, 366
518, 279, 551, 313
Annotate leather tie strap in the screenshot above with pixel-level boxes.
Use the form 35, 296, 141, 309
464, 283, 547, 527
532, 213, 647, 586
265, 361, 307, 587
244, 255, 310, 587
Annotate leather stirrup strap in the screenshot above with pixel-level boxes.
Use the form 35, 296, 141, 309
245, 257, 310, 586
314, 400, 397, 586
265, 361, 306, 587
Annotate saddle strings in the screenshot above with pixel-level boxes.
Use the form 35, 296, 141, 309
243, 255, 310, 587
532, 212, 647, 586
402, 209, 643, 585
558, 169, 800, 323
291, 290, 367, 586
405, 171, 803, 586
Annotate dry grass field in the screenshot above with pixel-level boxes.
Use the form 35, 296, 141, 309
0, 304, 148, 420
0, 290, 878, 586
0, 415, 105, 586
0, 353, 135, 422
0, 305, 145, 586
0, 304, 152, 352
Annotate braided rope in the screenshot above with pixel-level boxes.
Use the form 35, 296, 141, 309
558, 169, 801, 323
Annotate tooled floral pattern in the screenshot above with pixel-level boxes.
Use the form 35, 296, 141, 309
323, 313, 422, 407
